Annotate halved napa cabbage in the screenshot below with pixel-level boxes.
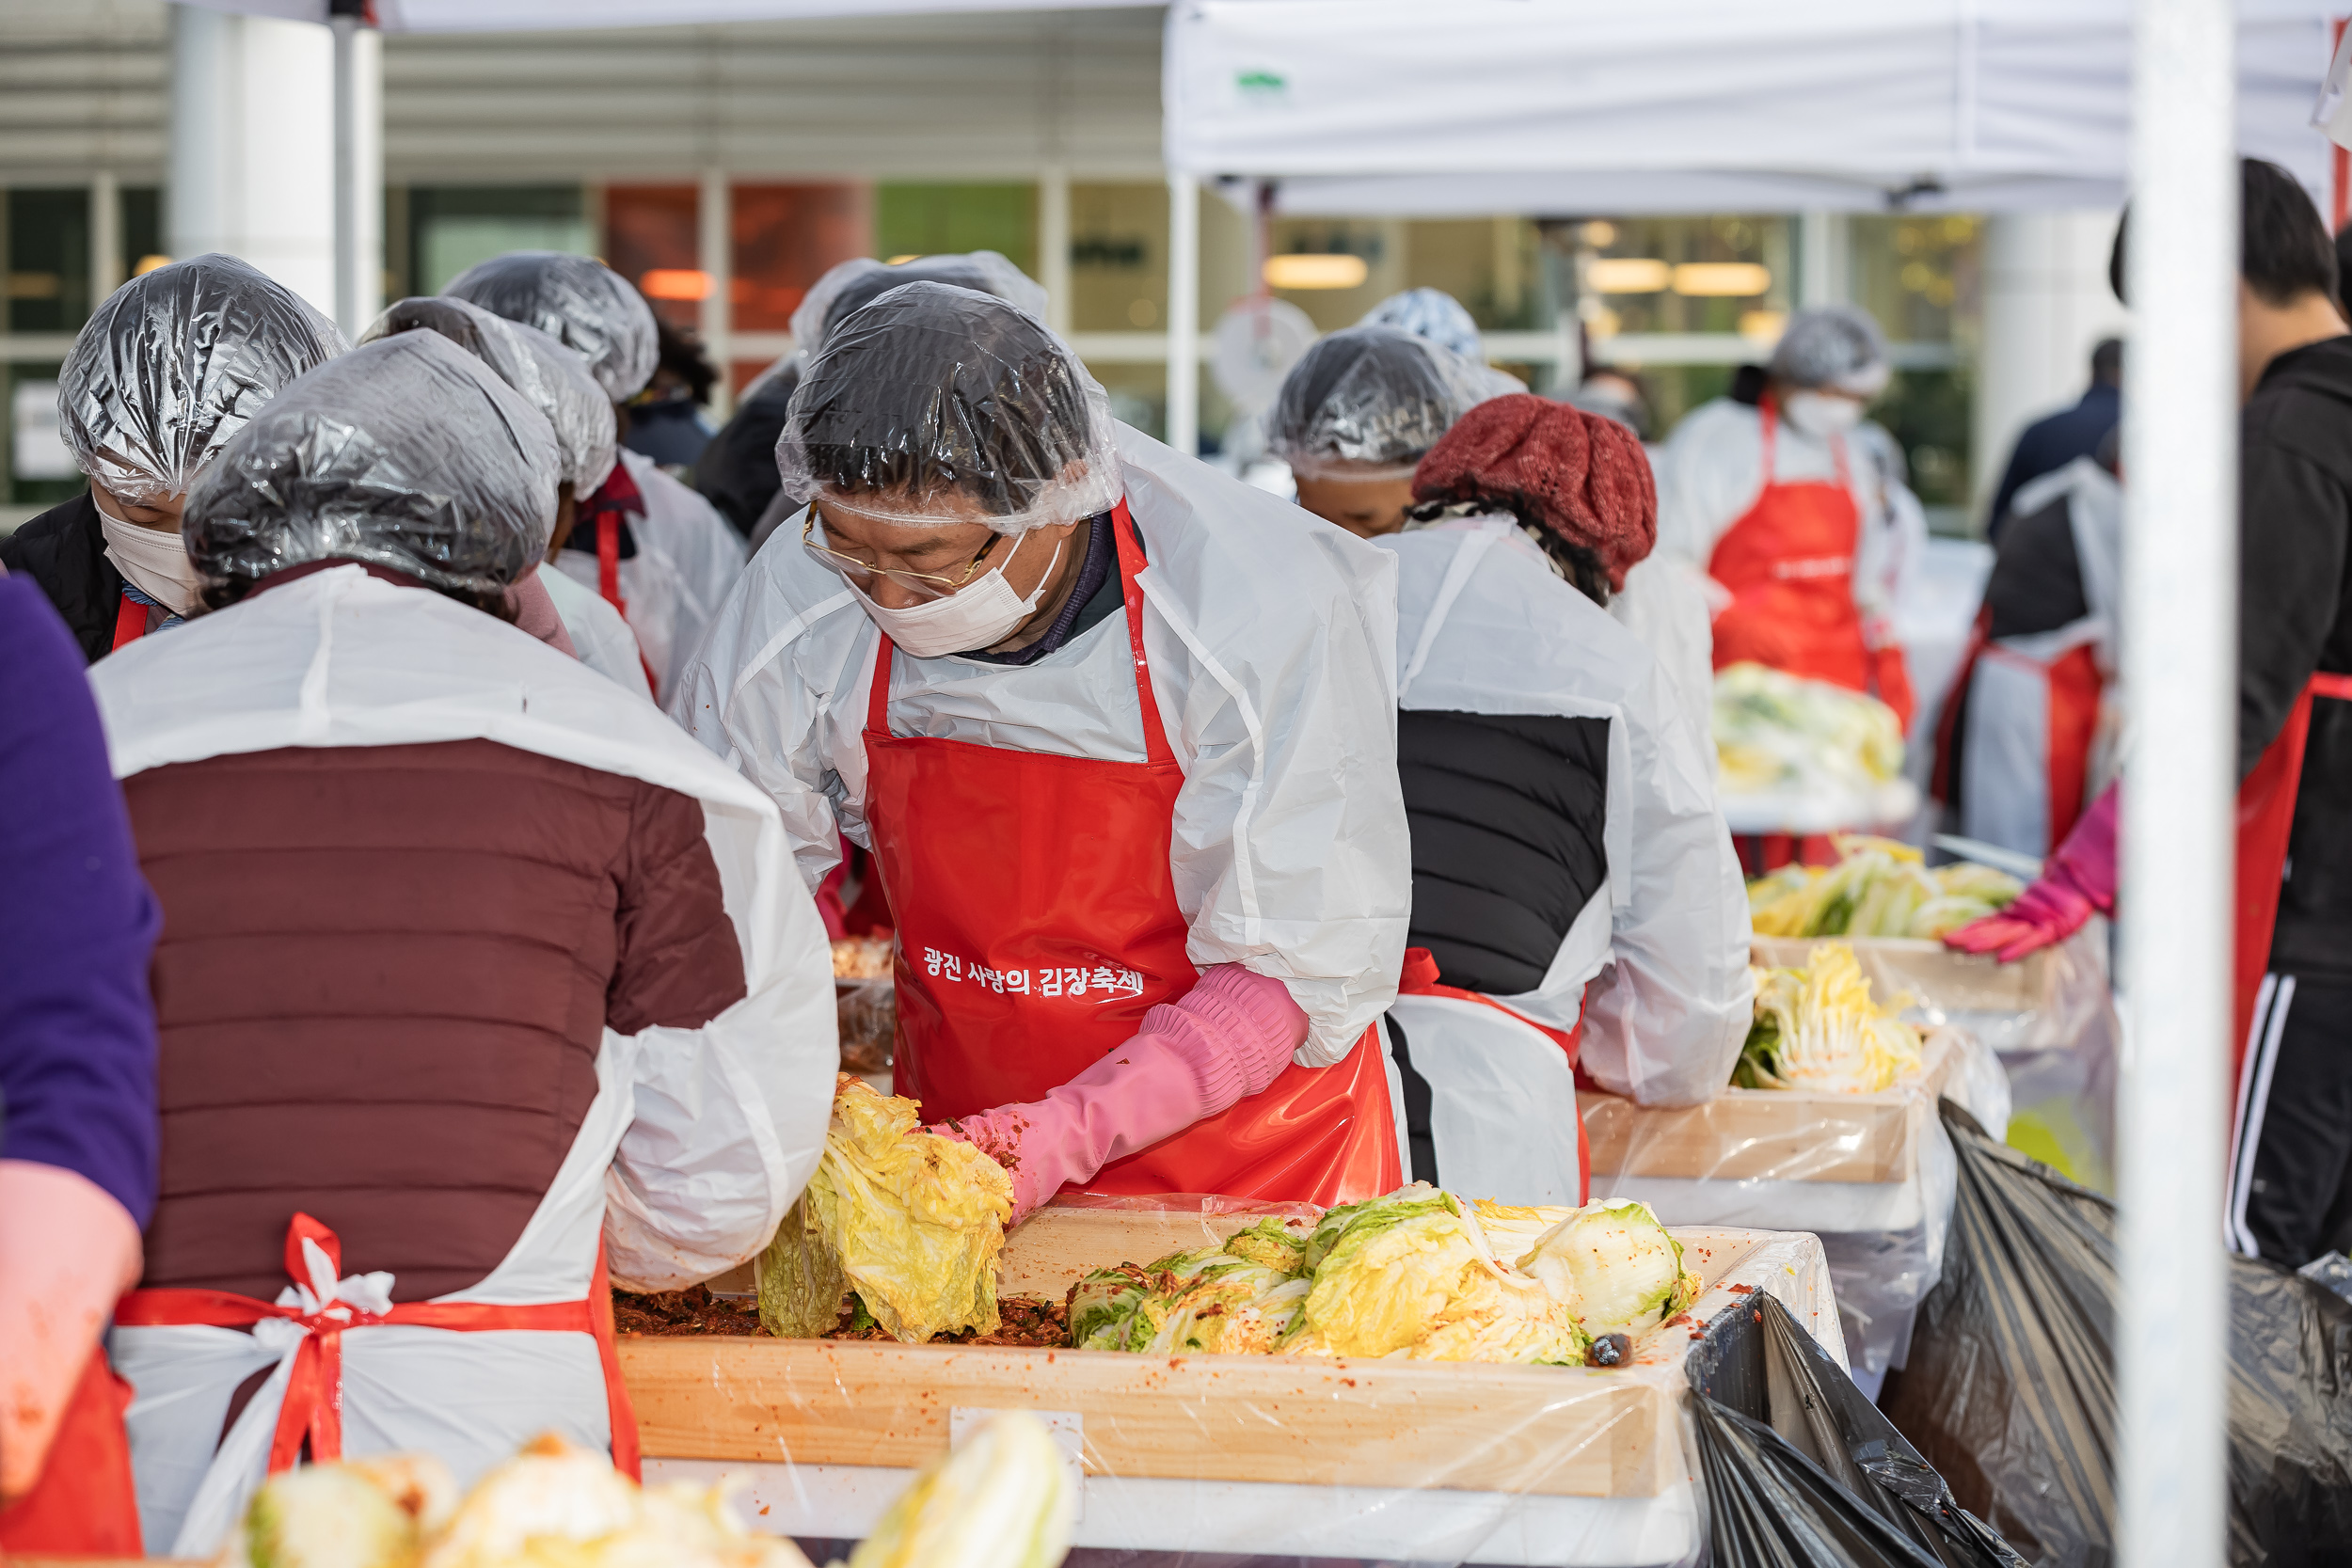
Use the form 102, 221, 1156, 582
758, 1073, 1013, 1342
1515, 1200, 1702, 1338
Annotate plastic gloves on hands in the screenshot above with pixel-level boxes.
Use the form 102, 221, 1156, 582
0, 1161, 143, 1502
1944, 783, 2118, 963
933, 964, 1307, 1224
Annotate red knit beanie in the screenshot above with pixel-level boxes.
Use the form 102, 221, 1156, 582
1411, 393, 1657, 590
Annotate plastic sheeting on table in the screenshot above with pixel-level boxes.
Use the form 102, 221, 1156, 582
1719, 778, 1921, 838
1688, 1291, 2026, 1568
1584, 1027, 2009, 1377
623, 1203, 1846, 1568
1753, 923, 2117, 1191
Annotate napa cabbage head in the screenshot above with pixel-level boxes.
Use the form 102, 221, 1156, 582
1518, 1200, 1700, 1338
849, 1410, 1074, 1568
1286, 1196, 1585, 1364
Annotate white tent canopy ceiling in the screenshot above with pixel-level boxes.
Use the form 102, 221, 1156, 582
182, 0, 1151, 26
1161, 0, 2337, 214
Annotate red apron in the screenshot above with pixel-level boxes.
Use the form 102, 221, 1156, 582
0, 1348, 143, 1556
1931, 607, 2106, 854
2232, 671, 2352, 1097
1708, 396, 1915, 731
865, 501, 1401, 1206
113, 1213, 641, 1480
1397, 947, 1589, 1202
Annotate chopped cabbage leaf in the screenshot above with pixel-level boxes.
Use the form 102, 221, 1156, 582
1517, 1200, 1701, 1337
1736, 942, 1925, 1093
849, 1410, 1074, 1568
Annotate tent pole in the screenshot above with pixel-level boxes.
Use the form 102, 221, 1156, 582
699, 166, 732, 419
330, 1, 360, 337
2119, 0, 2234, 1564
1166, 170, 1200, 455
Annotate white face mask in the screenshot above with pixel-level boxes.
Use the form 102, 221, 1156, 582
1782, 390, 1866, 438
93, 493, 203, 616
846, 529, 1064, 658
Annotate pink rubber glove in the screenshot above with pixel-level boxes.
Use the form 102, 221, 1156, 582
934, 964, 1308, 1223
0, 1161, 143, 1502
1944, 783, 2118, 963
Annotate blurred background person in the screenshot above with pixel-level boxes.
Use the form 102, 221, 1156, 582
1374, 394, 1750, 1201
0, 256, 343, 660
446, 250, 746, 702
89, 330, 834, 1558
1265, 324, 1510, 541
1655, 304, 1926, 735
1568, 365, 1655, 443
624, 318, 720, 475
695, 251, 1047, 547
1983, 337, 2123, 541
360, 294, 652, 699
0, 578, 160, 1556
1933, 430, 2123, 857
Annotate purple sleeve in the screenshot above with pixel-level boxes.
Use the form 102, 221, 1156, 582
0, 574, 160, 1225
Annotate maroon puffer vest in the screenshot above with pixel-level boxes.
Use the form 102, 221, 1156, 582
123, 737, 746, 1302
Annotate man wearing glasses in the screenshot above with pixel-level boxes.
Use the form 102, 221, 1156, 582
675, 279, 1412, 1223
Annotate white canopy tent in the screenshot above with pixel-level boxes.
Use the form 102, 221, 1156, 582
1161, 0, 2335, 214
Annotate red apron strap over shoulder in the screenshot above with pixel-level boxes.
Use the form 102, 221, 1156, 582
113, 592, 151, 651
2233, 671, 2352, 1100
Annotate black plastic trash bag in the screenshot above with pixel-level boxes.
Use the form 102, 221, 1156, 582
2228, 1250, 2352, 1565
1689, 1290, 2026, 1568
1883, 1099, 2352, 1568
1879, 1101, 2115, 1566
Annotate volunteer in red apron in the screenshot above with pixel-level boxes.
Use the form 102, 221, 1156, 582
446, 251, 748, 705
1368, 396, 1751, 1205
0, 579, 160, 1555
675, 281, 1412, 1221
1933, 449, 2124, 856
0, 255, 345, 662
1950, 158, 2352, 1269
88, 331, 835, 1557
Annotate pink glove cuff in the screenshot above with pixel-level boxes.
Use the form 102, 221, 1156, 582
1139, 963, 1307, 1106
2045, 782, 2119, 915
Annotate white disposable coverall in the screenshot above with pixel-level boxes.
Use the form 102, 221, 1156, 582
1383, 519, 1754, 1109
672, 423, 1413, 1065
537, 561, 654, 700
1654, 399, 1928, 641
551, 448, 746, 705
88, 566, 835, 1558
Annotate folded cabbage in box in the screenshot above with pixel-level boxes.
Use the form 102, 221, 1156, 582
1282, 1189, 1589, 1364
1517, 1200, 1703, 1339
1713, 662, 1905, 797
1069, 1218, 1312, 1354
849, 1409, 1075, 1568
1748, 835, 2022, 941
759, 1073, 1013, 1342
1736, 942, 1924, 1093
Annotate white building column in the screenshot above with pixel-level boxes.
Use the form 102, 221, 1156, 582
1971, 210, 2132, 523
1798, 209, 1849, 309
168, 4, 337, 319
89, 168, 121, 305
698, 166, 732, 417
1039, 166, 1072, 336
1165, 171, 1200, 455
329, 6, 382, 338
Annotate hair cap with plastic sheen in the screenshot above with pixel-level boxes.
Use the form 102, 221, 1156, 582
788, 251, 1048, 363
58, 252, 347, 506
1767, 305, 1891, 397
1357, 287, 1486, 361
183, 331, 561, 596
1265, 325, 1516, 481
442, 250, 658, 402
776, 281, 1120, 533
359, 294, 618, 494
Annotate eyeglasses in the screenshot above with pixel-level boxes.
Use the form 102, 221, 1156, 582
802, 513, 1008, 603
